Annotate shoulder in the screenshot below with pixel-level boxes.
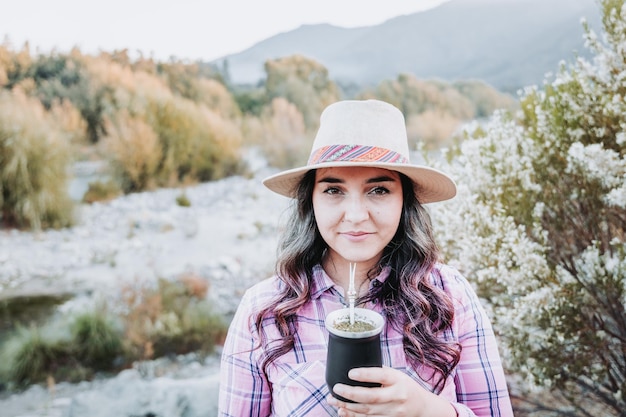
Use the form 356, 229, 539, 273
429, 263, 471, 290
429, 263, 495, 333
429, 263, 481, 306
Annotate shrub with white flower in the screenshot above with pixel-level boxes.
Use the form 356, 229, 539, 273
432, 0, 626, 415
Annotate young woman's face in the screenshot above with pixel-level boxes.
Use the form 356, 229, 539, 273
312, 166, 404, 270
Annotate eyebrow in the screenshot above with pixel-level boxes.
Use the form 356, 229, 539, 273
317, 175, 398, 184
366, 175, 398, 184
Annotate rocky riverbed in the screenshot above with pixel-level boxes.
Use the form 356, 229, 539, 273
0, 166, 291, 417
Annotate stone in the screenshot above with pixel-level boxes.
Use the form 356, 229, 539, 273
68, 373, 221, 417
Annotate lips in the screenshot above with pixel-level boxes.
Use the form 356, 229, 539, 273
341, 231, 372, 242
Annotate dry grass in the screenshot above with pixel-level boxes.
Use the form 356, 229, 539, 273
0, 273, 226, 389
0, 88, 74, 229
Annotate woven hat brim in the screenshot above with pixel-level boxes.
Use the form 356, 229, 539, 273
262, 162, 456, 204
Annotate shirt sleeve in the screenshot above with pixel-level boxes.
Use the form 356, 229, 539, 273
443, 267, 515, 417
218, 288, 271, 417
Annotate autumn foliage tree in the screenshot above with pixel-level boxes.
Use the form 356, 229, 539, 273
360, 74, 518, 149
264, 55, 341, 129
0, 38, 515, 230
433, 1, 626, 415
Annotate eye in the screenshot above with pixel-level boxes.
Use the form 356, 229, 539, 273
323, 186, 343, 195
368, 186, 390, 195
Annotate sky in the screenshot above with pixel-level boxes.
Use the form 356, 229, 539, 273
1, 0, 449, 62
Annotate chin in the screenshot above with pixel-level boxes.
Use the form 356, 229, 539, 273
336, 251, 381, 265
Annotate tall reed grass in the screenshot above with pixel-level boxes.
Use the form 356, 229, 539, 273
0, 89, 74, 229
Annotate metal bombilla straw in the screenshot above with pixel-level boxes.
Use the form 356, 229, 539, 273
348, 262, 357, 325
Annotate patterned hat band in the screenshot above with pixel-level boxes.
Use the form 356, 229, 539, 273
307, 144, 409, 165
263, 100, 456, 203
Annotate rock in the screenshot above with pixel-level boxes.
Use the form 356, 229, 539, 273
67, 373, 221, 417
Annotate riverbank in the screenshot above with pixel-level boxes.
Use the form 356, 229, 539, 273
0, 168, 290, 417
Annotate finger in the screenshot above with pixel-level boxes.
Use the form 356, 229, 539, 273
329, 384, 359, 405
348, 366, 396, 385
338, 407, 365, 417
333, 383, 386, 406
327, 392, 368, 416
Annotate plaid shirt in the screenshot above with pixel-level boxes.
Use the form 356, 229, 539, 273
218, 264, 514, 416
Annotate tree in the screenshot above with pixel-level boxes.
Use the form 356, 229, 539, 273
264, 55, 340, 129
432, 1, 626, 415
359, 74, 517, 149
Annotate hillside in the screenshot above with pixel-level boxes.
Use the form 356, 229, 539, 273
214, 0, 602, 92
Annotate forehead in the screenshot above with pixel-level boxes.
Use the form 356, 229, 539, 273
315, 166, 401, 181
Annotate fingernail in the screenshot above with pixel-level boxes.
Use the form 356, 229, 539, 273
348, 369, 361, 378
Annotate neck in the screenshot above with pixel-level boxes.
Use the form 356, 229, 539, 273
321, 256, 375, 296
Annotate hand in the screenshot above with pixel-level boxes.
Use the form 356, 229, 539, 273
326, 366, 456, 417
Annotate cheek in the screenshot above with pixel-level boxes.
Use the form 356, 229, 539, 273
384, 200, 404, 233
312, 197, 331, 231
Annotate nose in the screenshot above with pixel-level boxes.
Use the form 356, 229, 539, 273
343, 195, 369, 223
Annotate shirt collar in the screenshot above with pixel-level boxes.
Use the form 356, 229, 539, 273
310, 264, 335, 300
310, 264, 391, 300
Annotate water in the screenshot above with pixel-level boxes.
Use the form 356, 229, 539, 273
67, 161, 110, 202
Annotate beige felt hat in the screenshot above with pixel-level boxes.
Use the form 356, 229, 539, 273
262, 99, 456, 203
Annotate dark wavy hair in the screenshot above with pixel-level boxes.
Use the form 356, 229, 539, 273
253, 169, 461, 392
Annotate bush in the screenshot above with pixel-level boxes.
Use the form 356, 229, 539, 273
1, 325, 72, 388
82, 179, 122, 203
0, 273, 226, 389
0, 89, 74, 229
0, 310, 123, 388
151, 302, 226, 357
148, 276, 226, 357
360, 74, 518, 149
71, 311, 123, 369
176, 192, 191, 207
245, 97, 311, 170
104, 97, 245, 192
264, 55, 341, 129
432, 1, 626, 415
119, 275, 226, 362
103, 111, 162, 192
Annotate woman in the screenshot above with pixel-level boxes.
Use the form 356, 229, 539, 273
218, 100, 514, 416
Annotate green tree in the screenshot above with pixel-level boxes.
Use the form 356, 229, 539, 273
36, 53, 108, 144
264, 55, 341, 129
1, 42, 33, 89
232, 85, 268, 117
156, 59, 224, 104
433, 1, 626, 415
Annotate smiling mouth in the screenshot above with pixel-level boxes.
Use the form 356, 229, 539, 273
342, 232, 372, 241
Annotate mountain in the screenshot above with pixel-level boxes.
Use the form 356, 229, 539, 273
213, 0, 602, 92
